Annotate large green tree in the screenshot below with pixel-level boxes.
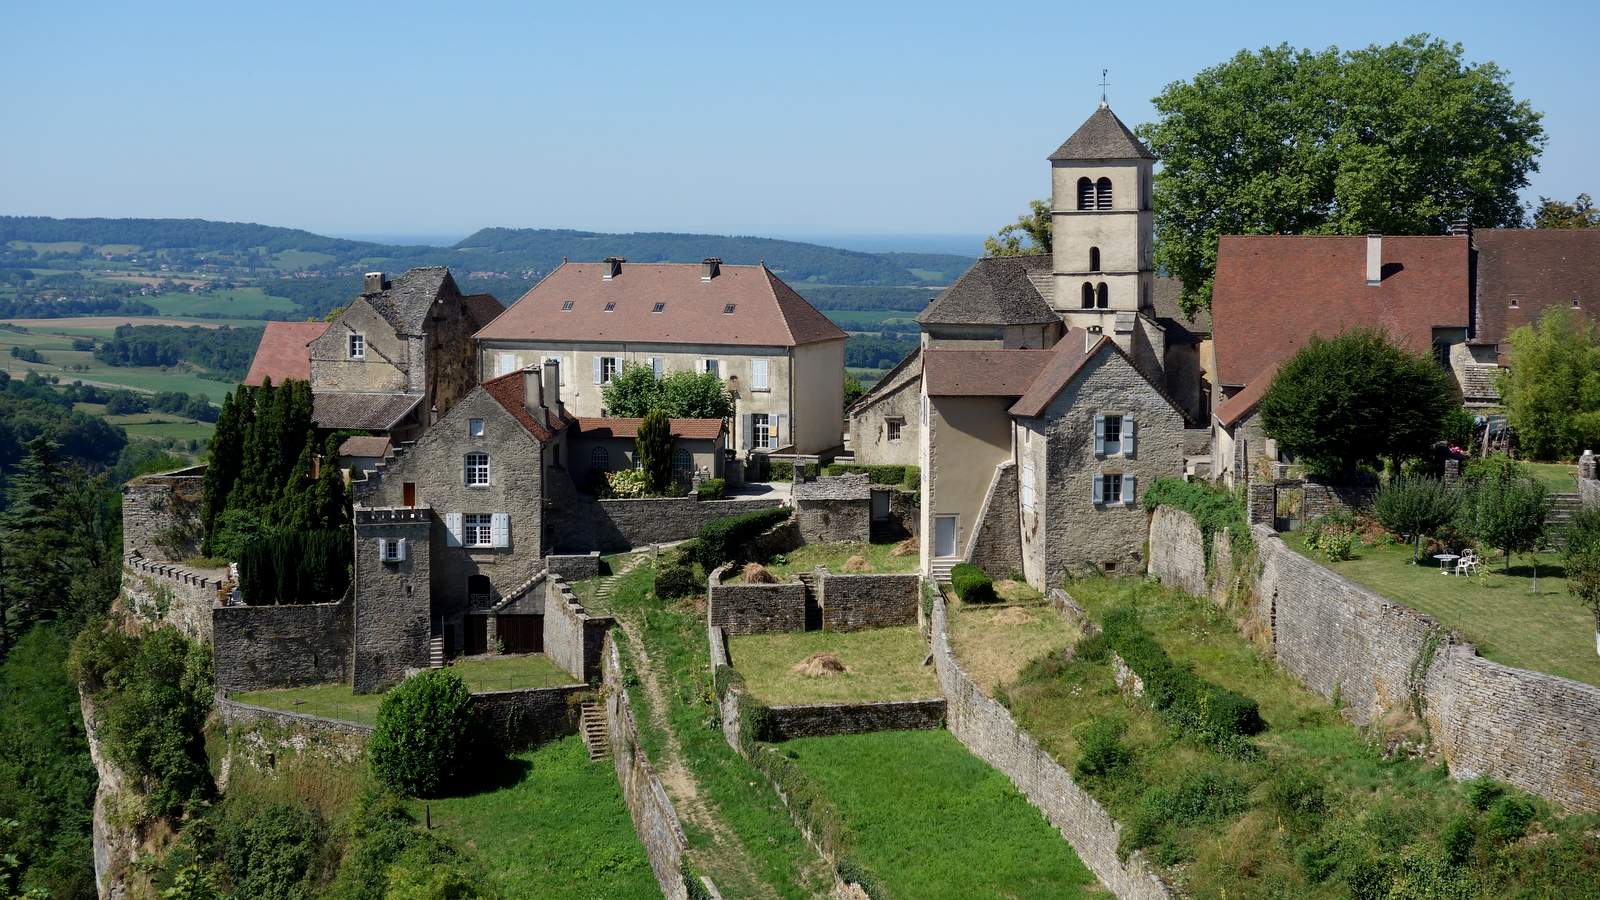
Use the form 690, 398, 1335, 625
635, 410, 673, 494
600, 365, 733, 420
1532, 193, 1600, 229
983, 199, 1052, 257
1258, 329, 1458, 477
1499, 307, 1600, 460
1139, 35, 1545, 317
1562, 507, 1600, 656
1, 437, 72, 652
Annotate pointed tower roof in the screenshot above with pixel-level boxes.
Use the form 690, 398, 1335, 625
1048, 104, 1154, 161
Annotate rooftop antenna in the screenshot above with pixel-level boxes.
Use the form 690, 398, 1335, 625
1099, 68, 1110, 106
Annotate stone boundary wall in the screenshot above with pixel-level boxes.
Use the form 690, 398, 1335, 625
706, 566, 808, 635
560, 495, 785, 552
543, 576, 612, 683
603, 636, 703, 900
545, 552, 601, 582
214, 693, 374, 737
121, 466, 207, 561
473, 684, 591, 750
762, 699, 946, 741
121, 556, 223, 641
1147, 508, 1600, 813
212, 600, 351, 691
930, 584, 1175, 899
818, 572, 920, 632
1580, 452, 1599, 506
1145, 506, 1208, 598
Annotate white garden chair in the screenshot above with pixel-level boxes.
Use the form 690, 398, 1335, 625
1455, 550, 1480, 577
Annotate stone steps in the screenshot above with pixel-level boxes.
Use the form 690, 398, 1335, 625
929, 559, 958, 584
579, 702, 610, 761
427, 636, 445, 669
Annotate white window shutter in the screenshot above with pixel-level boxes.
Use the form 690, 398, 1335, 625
491, 513, 510, 548
752, 359, 769, 391
1093, 415, 1106, 456
1122, 474, 1136, 505
377, 538, 389, 562
444, 513, 463, 548
593, 356, 603, 384
651, 357, 662, 379
1122, 415, 1135, 457
1092, 474, 1104, 504
396, 538, 408, 561
742, 413, 753, 450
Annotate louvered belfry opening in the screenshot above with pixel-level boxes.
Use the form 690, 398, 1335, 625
1077, 177, 1095, 210
1095, 177, 1113, 209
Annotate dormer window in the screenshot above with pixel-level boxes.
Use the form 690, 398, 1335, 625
724, 304, 737, 314
652, 302, 666, 313
348, 334, 365, 359
562, 300, 575, 311
604, 302, 616, 312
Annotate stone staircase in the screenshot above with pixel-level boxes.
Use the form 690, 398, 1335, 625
427, 636, 445, 669
930, 558, 958, 584
579, 702, 610, 761
1547, 493, 1583, 547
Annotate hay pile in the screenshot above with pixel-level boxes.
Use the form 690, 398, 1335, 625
993, 606, 1036, 626
890, 537, 918, 556
791, 652, 849, 678
740, 562, 777, 583
842, 554, 873, 573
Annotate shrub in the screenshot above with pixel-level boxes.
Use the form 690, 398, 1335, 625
605, 467, 650, 498
950, 563, 998, 604
1120, 769, 1250, 861
1265, 766, 1327, 829
822, 463, 911, 485
636, 410, 672, 494
1463, 777, 1504, 811
1072, 716, 1131, 779
1441, 814, 1477, 865
368, 670, 478, 797
1483, 795, 1536, 844
1143, 477, 1251, 567
767, 460, 817, 482
1304, 512, 1359, 561
218, 803, 328, 900
236, 529, 350, 604
696, 478, 726, 500
654, 563, 701, 599
692, 506, 792, 570
1376, 477, 1461, 562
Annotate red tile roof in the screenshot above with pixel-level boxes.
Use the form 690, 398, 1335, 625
1472, 229, 1600, 362
576, 417, 725, 440
475, 262, 846, 348
924, 349, 1053, 397
1210, 235, 1469, 389
243, 322, 328, 386
480, 370, 572, 442
1213, 364, 1277, 428
1009, 329, 1107, 417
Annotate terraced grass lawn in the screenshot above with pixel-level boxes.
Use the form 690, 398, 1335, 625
1284, 532, 1600, 688
146, 286, 297, 317
1525, 460, 1580, 494
948, 594, 1079, 693
780, 730, 1098, 899
729, 626, 936, 704
740, 540, 918, 580
447, 653, 578, 693
414, 737, 658, 900
232, 682, 383, 725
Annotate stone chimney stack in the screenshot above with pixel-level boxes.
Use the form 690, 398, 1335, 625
602, 257, 625, 280
364, 271, 386, 294
1365, 235, 1382, 286
701, 257, 722, 281
541, 360, 561, 416
523, 368, 543, 417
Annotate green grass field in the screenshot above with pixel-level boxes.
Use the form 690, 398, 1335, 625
780, 730, 1098, 899
740, 540, 919, 580
121, 420, 216, 443
145, 286, 297, 317
232, 683, 384, 725
1524, 460, 1580, 494
447, 653, 578, 693
821, 308, 920, 327
1284, 532, 1600, 688
0, 329, 234, 403
413, 737, 658, 899
948, 593, 1077, 693
729, 627, 937, 704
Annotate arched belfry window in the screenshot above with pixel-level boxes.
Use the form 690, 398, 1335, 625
1096, 283, 1109, 308
1081, 282, 1095, 309
1077, 177, 1094, 210
1089, 247, 1101, 272
1095, 177, 1113, 210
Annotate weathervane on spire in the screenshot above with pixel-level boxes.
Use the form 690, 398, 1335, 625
1099, 68, 1110, 105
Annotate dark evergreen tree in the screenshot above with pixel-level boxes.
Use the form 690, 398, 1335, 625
0, 437, 71, 653
313, 435, 349, 530
201, 387, 246, 546
636, 410, 672, 494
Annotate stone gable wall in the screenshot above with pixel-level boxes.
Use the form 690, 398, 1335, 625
1147, 508, 1600, 814
556, 495, 784, 552
213, 601, 351, 691
819, 573, 920, 632
706, 566, 808, 635
929, 586, 1175, 899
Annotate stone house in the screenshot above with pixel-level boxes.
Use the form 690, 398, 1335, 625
473, 258, 847, 458
567, 416, 726, 492
846, 347, 922, 466
792, 473, 874, 544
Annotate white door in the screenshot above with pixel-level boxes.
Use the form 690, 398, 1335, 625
934, 515, 958, 558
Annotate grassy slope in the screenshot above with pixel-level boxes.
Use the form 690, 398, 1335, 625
780, 730, 1098, 899
1284, 532, 1600, 688
448, 653, 577, 692
0, 331, 234, 402
745, 540, 919, 580
145, 287, 297, 317
948, 594, 1078, 693
231, 683, 384, 725
729, 627, 937, 704
414, 737, 659, 900
1523, 460, 1580, 494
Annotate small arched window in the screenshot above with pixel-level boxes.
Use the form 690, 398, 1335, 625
1076, 177, 1095, 210
1095, 177, 1113, 210
1081, 282, 1095, 309
672, 448, 694, 481
1096, 283, 1109, 308
1089, 247, 1101, 272
590, 446, 609, 471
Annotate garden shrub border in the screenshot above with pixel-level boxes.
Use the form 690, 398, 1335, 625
1143, 478, 1252, 569
950, 563, 997, 604
692, 506, 793, 571
822, 463, 920, 491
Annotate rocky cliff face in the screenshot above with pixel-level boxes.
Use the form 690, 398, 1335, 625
82, 690, 134, 900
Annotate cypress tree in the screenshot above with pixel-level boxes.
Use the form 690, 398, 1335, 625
201, 388, 245, 547
313, 435, 349, 530
636, 409, 672, 494
0, 437, 71, 652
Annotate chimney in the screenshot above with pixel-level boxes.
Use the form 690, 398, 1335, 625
522, 368, 543, 417
541, 360, 561, 416
363, 271, 386, 294
1450, 217, 1471, 239
602, 257, 625, 280
1085, 324, 1102, 352
701, 257, 722, 281
1365, 234, 1382, 286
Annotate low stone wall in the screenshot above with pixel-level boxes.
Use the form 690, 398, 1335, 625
763, 698, 945, 741
603, 636, 700, 900
545, 552, 601, 582
794, 497, 870, 544
473, 684, 591, 750
212, 600, 351, 692
1580, 453, 1599, 506
1148, 507, 1600, 814
557, 495, 785, 552
543, 576, 612, 683
819, 572, 920, 632
706, 566, 808, 635
215, 693, 374, 738
930, 585, 1175, 899
121, 555, 224, 641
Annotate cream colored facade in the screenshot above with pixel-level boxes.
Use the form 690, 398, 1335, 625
920, 394, 1015, 564
1051, 158, 1156, 329
476, 339, 843, 455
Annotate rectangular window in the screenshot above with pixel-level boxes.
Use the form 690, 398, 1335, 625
1021, 459, 1036, 512
496, 352, 516, 377
1102, 474, 1123, 505
1102, 415, 1122, 455
886, 417, 903, 442
723, 303, 736, 314
464, 452, 490, 487
601, 356, 620, 383
751, 413, 771, 450
381, 538, 405, 562
704, 358, 720, 377
561, 300, 574, 311
348, 334, 365, 359
652, 302, 666, 313
751, 358, 769, 391
468, 418, 484, 438
463, 514, 494, 548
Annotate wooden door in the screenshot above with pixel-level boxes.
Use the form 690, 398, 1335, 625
403, 482, 416, 507
463, 615, 489, 656
497, 615, 544, 653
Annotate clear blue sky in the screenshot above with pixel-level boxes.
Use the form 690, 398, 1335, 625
2, 0, 1594, 244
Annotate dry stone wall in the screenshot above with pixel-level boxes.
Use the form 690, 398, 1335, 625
929, 587, 1174, 899
762, 699, 945, 740
706, 567, 808, 634
473, 684, 590, 750
556, 495, 783, 552
819, 573, 920, 631
543, 576, 611, 683
121, 558, 222, 641
545, 552, 601, 581
1147, 509, 1600, 814
1144, 506, 1207, 598
212, 601, 351, 691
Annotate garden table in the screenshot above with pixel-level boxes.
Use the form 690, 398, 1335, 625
1433, 553, 1459, 574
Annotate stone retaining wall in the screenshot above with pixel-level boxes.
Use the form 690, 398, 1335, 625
706, 566, 808, 634
212, 601, 351, 691
818, 572, 920, 632
930, 584, 1175, 899
1144, 506, 1208, 598
545, 552, 602, 582
1147, 508, 1600, 814
473, 684, 591, 750
762, 698, 945, 741
214, 693, 374, 738
121, 556, 223, 641
557, 495, 784, 552
121, 466, 207, 561
543, 576, 612, 683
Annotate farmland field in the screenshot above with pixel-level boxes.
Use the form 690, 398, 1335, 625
822, 308, 921, 328
145, 286, 297, 317
0, 330, 235, 403
3, 315, 261, 333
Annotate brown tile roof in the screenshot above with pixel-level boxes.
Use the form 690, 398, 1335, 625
243, 321, 328, 386
1472, 229, 1600, 362
462, 292, 505, 331
576, 416, 725, 440
479, 370, 573, 442
312, 392, 421, 431
1210, 234, 1469, 389
1213, 365, 1277, 428
918, 255, 1059, 327
1048, 104, 1154, 161
924, 348, 1053, 397
1009, 328, 1107, 417
337, 435, 392, 459
475, 262, 846, 348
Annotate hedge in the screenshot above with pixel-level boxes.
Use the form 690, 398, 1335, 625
237, 528, 350, 604
696, 478, 726, 500
949, 563, 997, 604
692, 506, 792, 570
1100, 605, 1264, 751
767, 460, 819, 482
822, 463, 920, 490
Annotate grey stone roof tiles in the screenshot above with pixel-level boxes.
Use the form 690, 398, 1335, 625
792, 473, 873, 501
364, 267, 456, 334
312, 392, 421, 431
917, 255, 1060, 327
1048, 104, 1155, 161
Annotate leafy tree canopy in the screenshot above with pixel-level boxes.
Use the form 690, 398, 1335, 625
1139, 35, 1545, 317
1532, 193, 1600, 230
1258, 329, 1457, 476
600, 366, 733, 420
983, 199, 1052, 257
1499, 307, 1600, 460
